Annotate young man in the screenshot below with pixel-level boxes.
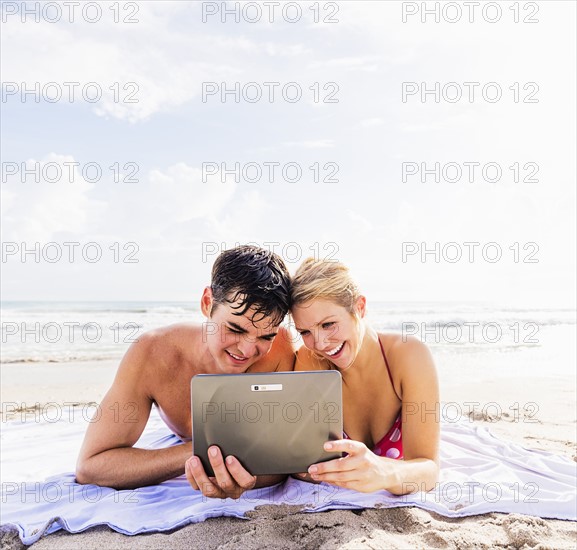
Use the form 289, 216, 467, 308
76, 246, 295, 498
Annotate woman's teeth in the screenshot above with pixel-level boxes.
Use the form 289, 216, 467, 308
326, 342, 344, 356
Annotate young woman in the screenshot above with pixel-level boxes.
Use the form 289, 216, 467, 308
290, 259, 440, 495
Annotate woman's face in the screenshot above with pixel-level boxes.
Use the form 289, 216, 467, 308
291, 298, 365, 370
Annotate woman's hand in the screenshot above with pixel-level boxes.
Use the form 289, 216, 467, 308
307, 439, 399, 493
292, 472, 322, 484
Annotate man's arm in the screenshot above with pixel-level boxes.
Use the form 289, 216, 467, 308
76, 334, 190, 489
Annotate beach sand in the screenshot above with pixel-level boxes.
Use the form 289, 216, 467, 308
1, 360, 576, 549
0, 360, 118, 412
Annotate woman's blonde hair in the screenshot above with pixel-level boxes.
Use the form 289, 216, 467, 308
291, 258, 361, 314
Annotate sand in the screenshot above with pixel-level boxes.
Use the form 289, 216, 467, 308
2, 506, 576, 549
0, 360, 118, 411
1, 359, 576, 549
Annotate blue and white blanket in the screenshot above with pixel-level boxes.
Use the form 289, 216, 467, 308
1, 411, 575, 546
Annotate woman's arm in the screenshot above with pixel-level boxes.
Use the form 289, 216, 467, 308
305, 336, 440, 495
388, 335, 440, 493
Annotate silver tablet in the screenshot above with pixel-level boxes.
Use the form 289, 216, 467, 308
191, 371, 343, 476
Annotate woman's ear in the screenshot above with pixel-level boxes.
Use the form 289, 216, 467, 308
200, 287, 213, 317
355, 295, 367, 318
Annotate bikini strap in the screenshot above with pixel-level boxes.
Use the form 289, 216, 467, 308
378, 337, 401, 401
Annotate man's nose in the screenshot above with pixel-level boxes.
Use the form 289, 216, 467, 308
237, 337, 257, 357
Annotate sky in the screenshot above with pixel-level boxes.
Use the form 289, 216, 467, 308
1, 0, 575, 307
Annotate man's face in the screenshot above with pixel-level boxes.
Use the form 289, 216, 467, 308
201, 288, 280, 374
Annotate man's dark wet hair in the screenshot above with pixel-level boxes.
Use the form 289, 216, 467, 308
210, 245, 291, 326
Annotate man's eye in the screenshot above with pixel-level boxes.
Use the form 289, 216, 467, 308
261, 335, 276, 342
299, 330, 310, 336
227, 327, 242, 334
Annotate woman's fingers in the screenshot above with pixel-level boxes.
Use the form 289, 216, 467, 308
311, 469, 360, 485
307, 439, 378, 488
308, 440, 366, 476
323, 439, 365, 455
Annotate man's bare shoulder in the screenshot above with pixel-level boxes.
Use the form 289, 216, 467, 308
249, 326, 296, 373
294, 345, 329, 371
120, 323, 204, 376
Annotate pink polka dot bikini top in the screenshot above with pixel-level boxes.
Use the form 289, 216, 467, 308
342, 337, 403, 460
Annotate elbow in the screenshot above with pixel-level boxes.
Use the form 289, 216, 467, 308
75, 457, 97, 485
391, 479, 437, 497
391, 459, 440, 496
421, 460, 440, 493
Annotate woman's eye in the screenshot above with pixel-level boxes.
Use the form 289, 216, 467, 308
322, 322, 335, 329
299, 330, 310, 336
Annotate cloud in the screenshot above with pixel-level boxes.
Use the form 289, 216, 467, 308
360, 117, 384, 128
308, 55, 381, 72
281, 139, 335, 149
207, 189, 270, 240
148, 163, 236, 223
346, 210, 373, 234
1, 3, 315, 123
1, 153, 106, 242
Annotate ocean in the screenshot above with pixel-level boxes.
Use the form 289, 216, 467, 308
1, 301, 575, 379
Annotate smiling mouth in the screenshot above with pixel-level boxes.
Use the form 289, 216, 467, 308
225, 350, 249, 362
325, 342, 344, 357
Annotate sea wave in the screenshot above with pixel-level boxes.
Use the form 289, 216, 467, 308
1, 301, 574, 365
1, 354, 122, 364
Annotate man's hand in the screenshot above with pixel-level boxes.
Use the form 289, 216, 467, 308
185, 446, 257, 499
